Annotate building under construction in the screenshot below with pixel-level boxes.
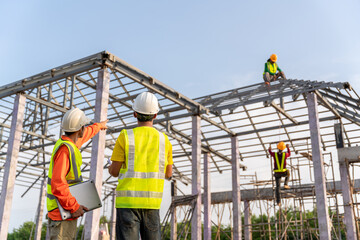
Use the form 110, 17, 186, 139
0, 51, 360, 240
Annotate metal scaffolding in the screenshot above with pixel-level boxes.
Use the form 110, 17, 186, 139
0, 51, 360, 239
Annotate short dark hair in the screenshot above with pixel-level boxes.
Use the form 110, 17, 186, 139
64, 131, 75, 136
136, 112, 155, 122
64, 126, 84, 136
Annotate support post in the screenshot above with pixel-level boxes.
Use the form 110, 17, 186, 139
244, 200, 252, 240
171, 181, 177, 240
231, 136, 242, 240
34, 178, 47, 240
0, 93, 26, 239
110, 189, 116, 240
306, 92, 331, 239
335, 123, 357, 240
84, 68, 110, 239
191, 115, 201, 240
204, 152, 211, 240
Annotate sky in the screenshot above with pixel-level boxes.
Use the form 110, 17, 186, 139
1, 0, 360, 232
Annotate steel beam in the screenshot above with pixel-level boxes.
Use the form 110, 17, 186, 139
110, 189, 116, 240
306, 92, 331, 240
335, 123, 358, 240
203, 152, 211, 240
315, 90, 341, 118
84, 68, 110, 239
270, 101, 299, 125
244, 200, 252, 240
0, 94, 26, 239
191, 115, 201, 240
171, 181, 177, 240
34, 178, 47, 240
231, 136, 242, 240
174, 178, 360, 204
111, 61, 209, 115
0, 52, 104, 99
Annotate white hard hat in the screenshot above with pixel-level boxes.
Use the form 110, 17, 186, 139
61, 108, 91, 132
132, 92, 159, 115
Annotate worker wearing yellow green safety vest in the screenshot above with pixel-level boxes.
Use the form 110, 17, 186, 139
268, 141, 291, 206
46, 108, 108, 239
108, 92, 173, 240
263, 54, 287, 85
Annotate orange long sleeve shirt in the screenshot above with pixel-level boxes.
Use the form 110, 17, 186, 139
48, 123, 102, 221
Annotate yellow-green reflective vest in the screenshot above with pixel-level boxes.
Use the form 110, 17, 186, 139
116, 129, 166, 209
263, 62, 278, 75
274, 152, 287, 173
46, 139, 83, 212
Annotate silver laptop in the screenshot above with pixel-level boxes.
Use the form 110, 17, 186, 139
56, 180, 102, 220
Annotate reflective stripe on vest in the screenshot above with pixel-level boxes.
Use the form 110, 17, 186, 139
46, 139, 83, 212
118, 130, 165, 180
263, 62, 278, 75
116, 190, 163, 199
116, 129, 166, 209
274, 152, 287, 172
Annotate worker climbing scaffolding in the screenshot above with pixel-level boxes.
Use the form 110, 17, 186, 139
268, 141, 291, 206
263, 54, 287, 85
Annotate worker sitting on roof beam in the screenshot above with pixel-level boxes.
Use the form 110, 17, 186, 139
263, 54, 287, 85
268, 141, 291, 206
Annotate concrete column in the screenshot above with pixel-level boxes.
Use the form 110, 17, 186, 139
34, 178, 47, 240
335, 123, 357, 240
306, 92, 331, 239
244, 200, 252, 240
231, 136, 242, 240
0, 93, 26, 239
84, 68, 110, 239
110, 189, 116, 240
204, 152, 211, 240
171, 181, 177, 240
191, 115, 201, 240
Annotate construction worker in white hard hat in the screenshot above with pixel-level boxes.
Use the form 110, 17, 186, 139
46, 108, 108, 239
263, 54, 287, 85
268, 141, 291, 206
108, 91, 173, 240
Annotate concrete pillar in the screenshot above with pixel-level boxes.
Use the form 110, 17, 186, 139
34, 178, 47, 240
204, 152, 211, 240
231, 136, 242, 240
0, 93, 26, 239
335, 123, 357, 240
244, 200, 252, 240
84, 68, 110, 239
191, 115, 201, 240
110, 189, 116, 240
306, 92, 331, 239
171, 181, 177, 240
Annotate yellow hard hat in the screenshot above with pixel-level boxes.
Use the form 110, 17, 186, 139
270, 54, 277, 62
277, 141, 286, 151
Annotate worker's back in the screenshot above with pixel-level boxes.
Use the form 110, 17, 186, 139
115, 126, 172, 209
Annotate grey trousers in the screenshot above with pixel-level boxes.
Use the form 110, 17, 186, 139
263, 72, 286, 83
274, 170, 290, 204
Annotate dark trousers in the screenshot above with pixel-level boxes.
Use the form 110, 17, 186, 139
116, 208, 161, 240
274, 170, 290, 204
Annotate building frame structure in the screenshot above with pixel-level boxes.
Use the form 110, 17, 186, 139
0, 51, 360, 239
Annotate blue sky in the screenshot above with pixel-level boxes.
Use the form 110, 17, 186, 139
1, 0, 360, 231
